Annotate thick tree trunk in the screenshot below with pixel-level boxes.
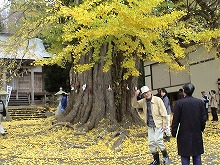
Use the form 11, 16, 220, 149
59, 44, 144, 131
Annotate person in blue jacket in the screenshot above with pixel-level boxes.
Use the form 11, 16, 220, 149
61, 93, 67, 113
160, 88, 172, 142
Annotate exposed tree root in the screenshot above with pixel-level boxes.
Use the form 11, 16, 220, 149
49, 122, 75, 130
111, 130, 130, 150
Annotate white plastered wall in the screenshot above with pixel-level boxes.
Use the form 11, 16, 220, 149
143, 46, 220, 98
188, 46, 220, 98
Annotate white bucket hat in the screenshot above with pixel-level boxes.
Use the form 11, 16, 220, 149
141, 86, 150, 94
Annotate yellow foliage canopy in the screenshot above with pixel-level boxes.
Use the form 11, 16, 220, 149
35, 0, 220, 79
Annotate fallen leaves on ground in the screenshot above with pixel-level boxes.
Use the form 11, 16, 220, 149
0, 116, 219, 165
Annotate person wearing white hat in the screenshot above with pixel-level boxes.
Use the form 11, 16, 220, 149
131, 86, 169, 165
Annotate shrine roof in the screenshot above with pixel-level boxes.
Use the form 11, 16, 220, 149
0, 33, 51, 60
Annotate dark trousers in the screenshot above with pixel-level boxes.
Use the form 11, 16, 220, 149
205, 108, 209, 120
181, 155, 201, 165
211, 107, 218, 121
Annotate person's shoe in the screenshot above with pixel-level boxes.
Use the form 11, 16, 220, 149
1, 133, 6, 136
164, 136, 170, 142
163, 157, 169, 164
149, 152, 160, 165
161, 150, 169, 164
149, 160, 160, 165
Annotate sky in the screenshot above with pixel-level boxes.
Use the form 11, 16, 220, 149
0, 0, 10, 26
0, 0, 8, 8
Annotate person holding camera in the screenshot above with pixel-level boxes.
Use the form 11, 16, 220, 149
209, 90, 219, 122
131, 86, 169, 165
201, 91, 209, 121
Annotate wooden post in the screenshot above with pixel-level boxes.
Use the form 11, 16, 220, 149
31, 69, 35, 105
2, 70, 7, 91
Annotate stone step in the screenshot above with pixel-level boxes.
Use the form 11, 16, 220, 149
8, 109, 44, 112
8, 100, 29, 102
7, 106, 42, 110
7, 106, 48, 120
11, 116, 47, 121
8, 102, 30, 106
8, 112, 46, 116
9, 114, 46, 117
9, 94, 29, 98
8, 93, 30, 106
10, 94, 28, 97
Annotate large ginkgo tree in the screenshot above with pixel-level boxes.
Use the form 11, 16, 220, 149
3, 0, 220, 131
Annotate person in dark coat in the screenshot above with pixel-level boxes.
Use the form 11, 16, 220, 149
177, 88, 184, 100
171, 83, 206, 165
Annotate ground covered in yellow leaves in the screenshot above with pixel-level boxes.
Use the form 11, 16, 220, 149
0, 116, 219, 165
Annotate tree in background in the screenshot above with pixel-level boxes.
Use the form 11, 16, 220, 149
44, 64, 71, 93
2, 0, 220, 131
